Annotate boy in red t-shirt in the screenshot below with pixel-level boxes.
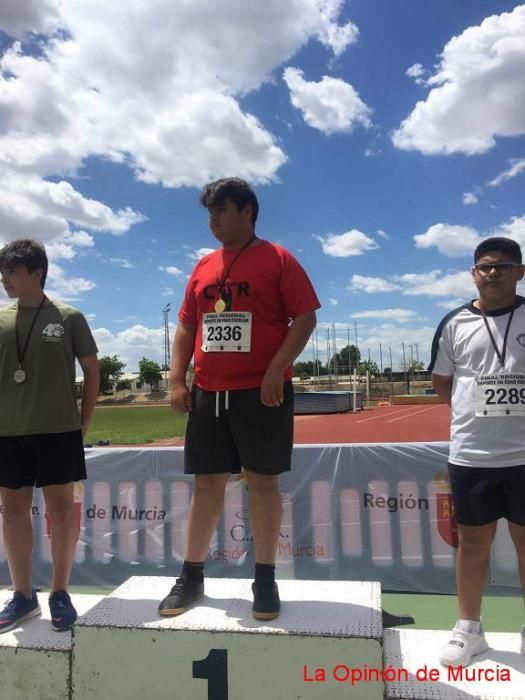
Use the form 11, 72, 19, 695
159, 178, 320, 620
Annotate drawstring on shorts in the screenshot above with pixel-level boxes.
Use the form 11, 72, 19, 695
215, 390, 230, 419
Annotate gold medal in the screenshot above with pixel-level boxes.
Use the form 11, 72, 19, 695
215, 298, 226, 313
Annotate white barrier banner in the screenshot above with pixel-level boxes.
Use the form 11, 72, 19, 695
0, 444, 517, 592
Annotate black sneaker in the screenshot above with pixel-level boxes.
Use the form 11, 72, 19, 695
49, 590, 77, 631
252, 581, 280, 620
0, 589, 41, 633
158, 577, 204, 617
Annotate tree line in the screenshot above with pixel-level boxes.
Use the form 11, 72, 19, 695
97, 355, 165, 394
293, 344, 425, 379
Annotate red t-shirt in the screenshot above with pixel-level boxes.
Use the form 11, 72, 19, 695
179, 239, 320, 391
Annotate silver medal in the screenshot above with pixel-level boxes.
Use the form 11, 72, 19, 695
13, 368, 26, 384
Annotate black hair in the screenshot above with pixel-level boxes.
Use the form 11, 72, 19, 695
474, 237, 522, 264
0, 239, 48, 288
199, 177, 259, 225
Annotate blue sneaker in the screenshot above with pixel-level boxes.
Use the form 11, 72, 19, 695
0, 589, 41, 633
49, 590, 77, 631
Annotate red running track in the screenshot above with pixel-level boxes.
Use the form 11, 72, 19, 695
160, 404, 451, 447
293, 403, 451, 444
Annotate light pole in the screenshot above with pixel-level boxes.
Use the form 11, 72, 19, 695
388, 345, 394, 396
379, 342, 383, 399
162, 303, 171, 389
401, 342, 408, 394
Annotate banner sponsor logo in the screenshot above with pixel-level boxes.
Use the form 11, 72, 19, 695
434, 470, 458, 548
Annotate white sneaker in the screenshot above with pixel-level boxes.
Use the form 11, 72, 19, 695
439, 621, 489, 667
520, 624, 525, 654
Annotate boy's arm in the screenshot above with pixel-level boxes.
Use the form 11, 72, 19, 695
78, 354, 100, 436
261, 311, 317, 407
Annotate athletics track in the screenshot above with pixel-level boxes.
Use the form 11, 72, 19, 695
162, 403, 451, 446
293, 403, 450, 444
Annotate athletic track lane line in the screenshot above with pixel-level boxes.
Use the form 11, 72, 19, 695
386, 405, 442, 423
355, 406, 429, 424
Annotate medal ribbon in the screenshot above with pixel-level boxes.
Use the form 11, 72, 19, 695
15, 295, 47, 370
215, 236, 256, 303
478, 300, 516, 368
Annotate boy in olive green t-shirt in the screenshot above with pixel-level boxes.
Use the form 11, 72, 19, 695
0, 239, 99, 632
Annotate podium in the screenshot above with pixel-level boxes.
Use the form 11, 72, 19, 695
72, 577, 383, 699
0, 591, 103, 699
1, 579, 524, 699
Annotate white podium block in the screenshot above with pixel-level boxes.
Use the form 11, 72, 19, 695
0, 590, 103, 700
384, 628, 525, 699
72, 576, 383, 700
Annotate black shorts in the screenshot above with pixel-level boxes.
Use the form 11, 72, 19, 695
448, 463, 525, 526
184, 382, 294, 475
0, 430, 86, 489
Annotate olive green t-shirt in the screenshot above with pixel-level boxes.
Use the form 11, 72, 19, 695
0, 300, 98, 436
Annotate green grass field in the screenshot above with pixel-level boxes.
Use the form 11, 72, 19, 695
85, 405, 187, 444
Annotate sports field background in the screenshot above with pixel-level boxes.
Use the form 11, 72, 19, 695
85, 405, 186, 444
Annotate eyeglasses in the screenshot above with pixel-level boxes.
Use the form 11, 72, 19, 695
473, 262, 523, 276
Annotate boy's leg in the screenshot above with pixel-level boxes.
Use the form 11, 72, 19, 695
0, 486, 34, 598
42, 482, 77, 592
245, 471, 282, 620
509, 522, 525, 653
158, 473, 229, 616
456, 521, 497, 620
184, 473, 230, 561
508, 521, 525, 600
245, 471, 282, 564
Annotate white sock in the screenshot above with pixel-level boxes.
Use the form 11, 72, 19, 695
456, 618, 481, 634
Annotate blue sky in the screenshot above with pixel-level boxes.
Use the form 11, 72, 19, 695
1, 0, 524, 371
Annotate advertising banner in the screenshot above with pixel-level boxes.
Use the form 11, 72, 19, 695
0, 444, 517, 592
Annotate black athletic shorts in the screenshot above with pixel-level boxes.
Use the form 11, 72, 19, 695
448, 462, 525, 526
0, 430, 86, 489
184, 381, 294, 475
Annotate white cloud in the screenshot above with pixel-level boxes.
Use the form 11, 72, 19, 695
437, 298, 466, 310
0, 2, 359, 299
0, 0, 61, 37
495, 214, 525, 248
110, 258, 134, 269
45, 262, 96, 300
186, 248, 216, 263
358, 324, 436, 366
46, 231, 95, 261
398, 270, 475, 298
392, 5, 525, 154
488, 157, 525, 187
463, 192, 478, 205
316, 230, 378, 257
376, 229, 389, 239
405, 63, 426, 85
348, 270, 475, 299
328, 298, 338, 305
351, 308, 418, 323
414, 223, 482, 257
159, 266, 183, 277
348, 275, 401, 294
92, 323, 176, 371
0, 1, 356, 186
414, 215, 525, 257
0, 167, 144, 260
283, 67, 371, 135
315, 0, 359, 56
